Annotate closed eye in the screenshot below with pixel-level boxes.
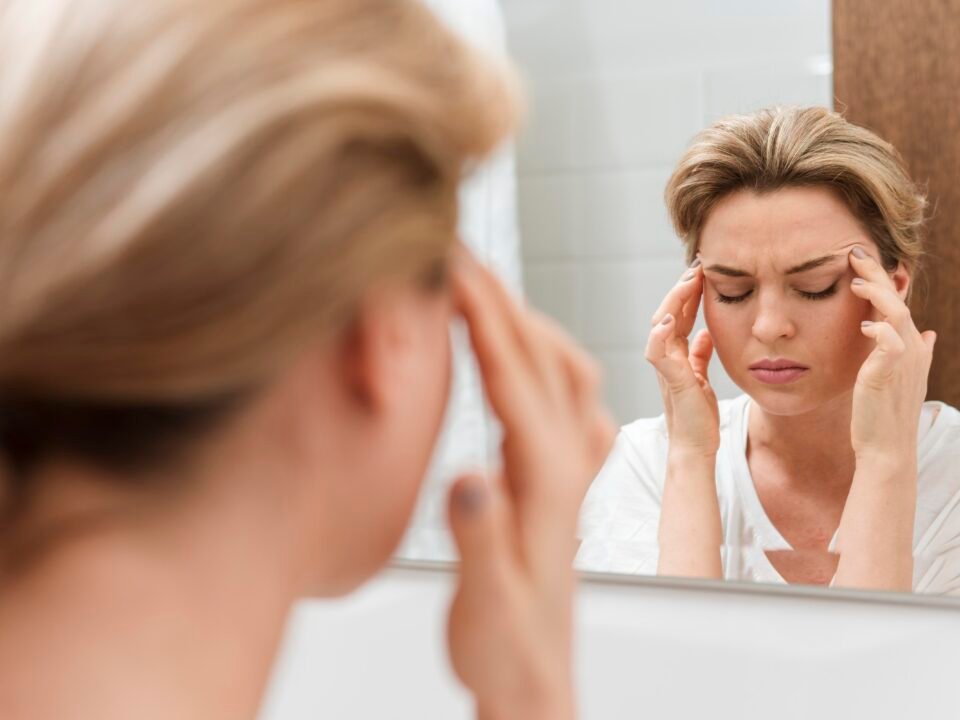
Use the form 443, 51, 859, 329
716, 289, 753, 304
715, 281, 839, 304
796, 282, 839, 300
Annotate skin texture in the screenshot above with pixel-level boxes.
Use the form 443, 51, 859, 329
647, 186, 934, 588
0, 249, 615, 720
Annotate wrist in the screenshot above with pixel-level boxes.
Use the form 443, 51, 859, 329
853, 452, 918, 490
667, 445, 718, 464
478, 683, 575, 720
854, 447, 917, 473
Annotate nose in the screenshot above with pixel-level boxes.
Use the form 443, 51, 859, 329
751, 290, 796, 344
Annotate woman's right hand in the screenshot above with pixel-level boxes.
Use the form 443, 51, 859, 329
646, 261, 720, 458
447, 249, 616, 720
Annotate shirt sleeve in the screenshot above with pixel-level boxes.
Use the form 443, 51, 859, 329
574, 417, 669, 575
913, 409, 960, 596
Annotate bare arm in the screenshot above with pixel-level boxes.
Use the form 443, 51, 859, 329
646, 262, 723, 580
833, 455, 916, 591
833, 246, 935, 592
657, 450, 723, 578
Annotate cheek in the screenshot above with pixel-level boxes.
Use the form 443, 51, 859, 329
703, 301, 748, 364
807, 292, 874, 386
402, 301, 454, 487
807, 291, 873, 363
378, 302, 453, 549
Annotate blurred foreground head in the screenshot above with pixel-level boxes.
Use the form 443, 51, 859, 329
0, 0, 517, 588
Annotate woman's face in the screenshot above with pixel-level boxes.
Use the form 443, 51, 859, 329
699, 186, 908, 417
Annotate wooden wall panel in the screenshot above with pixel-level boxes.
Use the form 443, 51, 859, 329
834, 0, 960, 405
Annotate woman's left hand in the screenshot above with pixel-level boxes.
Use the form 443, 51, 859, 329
848, 245, 936, 463
835, 245, 935, 591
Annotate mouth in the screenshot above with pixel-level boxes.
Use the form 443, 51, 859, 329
748, 358, 810, 385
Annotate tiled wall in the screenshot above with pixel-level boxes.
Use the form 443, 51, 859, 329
503, 0, 833, 423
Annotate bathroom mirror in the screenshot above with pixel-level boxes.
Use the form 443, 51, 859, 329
397, 0, 960, 601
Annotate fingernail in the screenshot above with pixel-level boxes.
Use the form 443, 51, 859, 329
689, 257, 702, 269
682, 270, 696, 281
852, 246, 867, 259
861, 320, 874, 327
852, 278, 866, 286
661, 313, 674, 326
456, 482, 486, 514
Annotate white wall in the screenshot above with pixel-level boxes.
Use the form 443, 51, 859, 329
260, 565, 960, 719
505, 0, 833, 423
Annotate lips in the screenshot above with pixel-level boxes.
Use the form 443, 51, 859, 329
748, 358, 809, 385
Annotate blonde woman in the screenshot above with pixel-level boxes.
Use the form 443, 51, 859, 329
0, 1, 614, 718
577, 107, 960, 594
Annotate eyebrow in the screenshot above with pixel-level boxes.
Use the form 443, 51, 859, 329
705, 254, 842, 278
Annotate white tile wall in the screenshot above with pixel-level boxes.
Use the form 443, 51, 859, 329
505, 0, 833, 422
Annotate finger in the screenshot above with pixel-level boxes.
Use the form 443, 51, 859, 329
523, 307, 579, 411
452, 251, 538, 430
535, 316, 605, 421
676, 268, 704, 338
922, 329, 937, 353
448, 473, 515, 591
849, 246, 898, 290
859, 320, 906, 381
456, 249, 570, 414
645, 314, 698, 392
850, 279, 915, 336
688, 329, 714, 381
514, 313, 615, 499
650, 265, 704, 328
588, 408, 618, 475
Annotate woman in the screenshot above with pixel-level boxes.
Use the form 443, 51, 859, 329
577, 106, 960, 594
0, 0, 614, 718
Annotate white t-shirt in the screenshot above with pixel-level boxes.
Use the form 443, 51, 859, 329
576, 394, 960, 595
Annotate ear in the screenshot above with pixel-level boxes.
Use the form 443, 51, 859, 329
339, 289, 417, 415
890, 261, 911, 301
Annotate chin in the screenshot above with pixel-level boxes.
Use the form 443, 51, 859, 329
737, 376, 848, 417
318, 535, 405, 598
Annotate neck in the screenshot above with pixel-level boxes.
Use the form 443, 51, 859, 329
747, 391, 857, 487
0, 422, 311, 719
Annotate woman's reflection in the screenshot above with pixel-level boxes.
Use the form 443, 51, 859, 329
577, 106, 960, 594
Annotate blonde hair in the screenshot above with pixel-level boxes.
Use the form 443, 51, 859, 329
665, 106, 927, 273
0, 0, 518, 477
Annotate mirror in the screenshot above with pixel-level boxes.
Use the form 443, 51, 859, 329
396, 0, 960, 600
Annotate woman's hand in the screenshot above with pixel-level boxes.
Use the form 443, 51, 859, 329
834, 245, 936, 592
646, 261, 720, 458
647, 261, 723, 579
446, 249, 616, 720
848, 246, 936, 462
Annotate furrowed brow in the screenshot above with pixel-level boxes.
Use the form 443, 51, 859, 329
705, 254, 844, 278
785, 255, 843, 275
704, 264, 751, 278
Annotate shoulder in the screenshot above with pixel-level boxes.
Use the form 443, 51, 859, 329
919, 401, 960, 466
916, 402, 960, 534
914, 402, 960, 593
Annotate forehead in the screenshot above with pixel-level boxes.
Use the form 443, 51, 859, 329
698, 186, 872, 271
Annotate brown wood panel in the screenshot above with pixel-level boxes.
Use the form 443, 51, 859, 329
834, 0, 960, 405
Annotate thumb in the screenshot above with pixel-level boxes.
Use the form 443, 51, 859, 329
921, 330, 937, 352
448, 473, 511, 589
688, 328, 714, 382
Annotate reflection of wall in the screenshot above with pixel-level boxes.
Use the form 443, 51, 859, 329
503, 0, 833, 423
834, 0, 960, 408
